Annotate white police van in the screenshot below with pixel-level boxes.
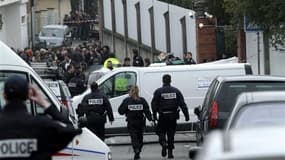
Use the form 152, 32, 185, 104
0, 41, 111, 160
73, 62, 252, 134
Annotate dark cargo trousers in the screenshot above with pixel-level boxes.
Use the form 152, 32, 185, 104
157, 114, 177, 150
128, 122, 144, 153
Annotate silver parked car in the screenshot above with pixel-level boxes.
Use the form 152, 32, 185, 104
225, 91, 285, 130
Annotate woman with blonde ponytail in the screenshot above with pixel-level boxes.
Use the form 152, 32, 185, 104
118, 85, 153, 160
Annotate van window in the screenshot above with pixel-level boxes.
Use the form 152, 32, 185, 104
99, 72, 136, 98
0, 71, 32, 112
31, 78, 53, 114
41, 28, 64, 38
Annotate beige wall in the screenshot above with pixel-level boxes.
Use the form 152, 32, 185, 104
36, 0, 71, 24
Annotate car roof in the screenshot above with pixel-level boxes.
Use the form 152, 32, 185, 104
225, 91, 285, 130
197, 126, 285, 160
216, 75, 285, 82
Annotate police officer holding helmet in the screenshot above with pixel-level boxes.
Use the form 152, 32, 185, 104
0, 75, 82, 159
151, 74, 190, 159
118, 85, 153, 160
77, 82, 114, 141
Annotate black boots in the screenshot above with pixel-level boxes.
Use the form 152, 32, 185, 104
168, 149, 174, 159
134, 149, 140, 160
161, 143, 167, 157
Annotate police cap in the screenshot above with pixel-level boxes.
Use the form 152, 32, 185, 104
4, 75, 29, 101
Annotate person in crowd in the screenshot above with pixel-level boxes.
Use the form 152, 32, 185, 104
144, 58, 151, 67
184, 52, 196, 65
101, 46, 111, 64
68, 65, 86, 97
118, 86, 153, 160
77, 82, 114, 141
106, 60, 114, 70
63, 64, 75, 84
132, 49, 144, 67
123, 57, 131, 67
0, 75, 81, 159
151, 74, 190, 159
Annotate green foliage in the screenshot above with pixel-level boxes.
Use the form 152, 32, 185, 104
158, 0, 193, 9
225, 0, 285, 47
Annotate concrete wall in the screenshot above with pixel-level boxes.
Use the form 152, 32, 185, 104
35, 0, 71, 24
102, 0, 197, 63
246, 31, 285, 76
0, 1, 28, 49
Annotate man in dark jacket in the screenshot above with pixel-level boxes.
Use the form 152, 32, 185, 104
151, 74, 190, 159
132, 49, 144, 67
118, 85, 153, 160
0, 75, 81, 160
68, 65, 86, 97
77, 82, 114, 141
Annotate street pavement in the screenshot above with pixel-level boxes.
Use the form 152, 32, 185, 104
106, 133, 195, 160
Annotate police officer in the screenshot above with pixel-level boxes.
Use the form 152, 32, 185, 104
68, 65, 86, 97
0, 75, 81, 159
77, 82, 114, 141
151, 74, 190, 159
118, 86, 152, 160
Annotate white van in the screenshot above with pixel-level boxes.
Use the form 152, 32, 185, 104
73, 63, 252, 133
38, 25, 72, 48
0, 41, 111, 160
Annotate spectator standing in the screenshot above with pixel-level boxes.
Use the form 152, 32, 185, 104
184, 52, 196, 65
123, 57, 131, 67
132, 49, 144, 67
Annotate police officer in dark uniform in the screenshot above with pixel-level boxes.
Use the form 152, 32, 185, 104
77, 82, 114, 141
118, 85, 153, 160
68, 65, 86, 97
151, 74, 190, 159
0, 75, 81, 160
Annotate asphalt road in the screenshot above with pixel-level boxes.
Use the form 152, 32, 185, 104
106, 133, 195, 160
110, 142, 193, 160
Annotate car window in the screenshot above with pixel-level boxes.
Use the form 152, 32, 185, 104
0, 71, 32, 112
31, 78, 53, 114
218, 81, 285, 113
41, 28, 64, 38
201, 79, 219, 114
231, 102, 285, 129
99, 72, 136, 98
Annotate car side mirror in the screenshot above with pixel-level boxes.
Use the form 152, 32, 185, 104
189, 146, 201, 159
194, 106, 201, 117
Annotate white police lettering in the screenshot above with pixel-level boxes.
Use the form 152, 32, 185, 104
0, 139, 37, 158
88, 99, 103, 105
161, 93, 177, 99
68, 83, 76, 87
128, 104, 143, 111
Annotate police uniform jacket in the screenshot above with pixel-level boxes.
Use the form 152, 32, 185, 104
0, 102, 82, 160
151, 84, 190, 120
118, 97, 152, 124
79, 90, 114, 124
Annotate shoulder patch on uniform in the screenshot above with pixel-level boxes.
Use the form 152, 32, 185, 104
161, 93, 177, 99
0, 139, 37, 158
128, 104, 143, 111
88, 99, 103, 105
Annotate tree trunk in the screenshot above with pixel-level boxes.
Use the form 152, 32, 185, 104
263, 32, 270, 74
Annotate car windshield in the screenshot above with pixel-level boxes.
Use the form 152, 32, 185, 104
41, 28, 64, 38
231, 102, 285, 128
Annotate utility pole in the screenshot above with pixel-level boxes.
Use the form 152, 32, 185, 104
257, 32, 260, 75
30, 0, 35, 49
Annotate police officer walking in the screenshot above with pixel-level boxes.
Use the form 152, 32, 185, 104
151, 74, 190, 159
77, 82, 114, 141
0, 75, 81, 159
118, 86, 152, 160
